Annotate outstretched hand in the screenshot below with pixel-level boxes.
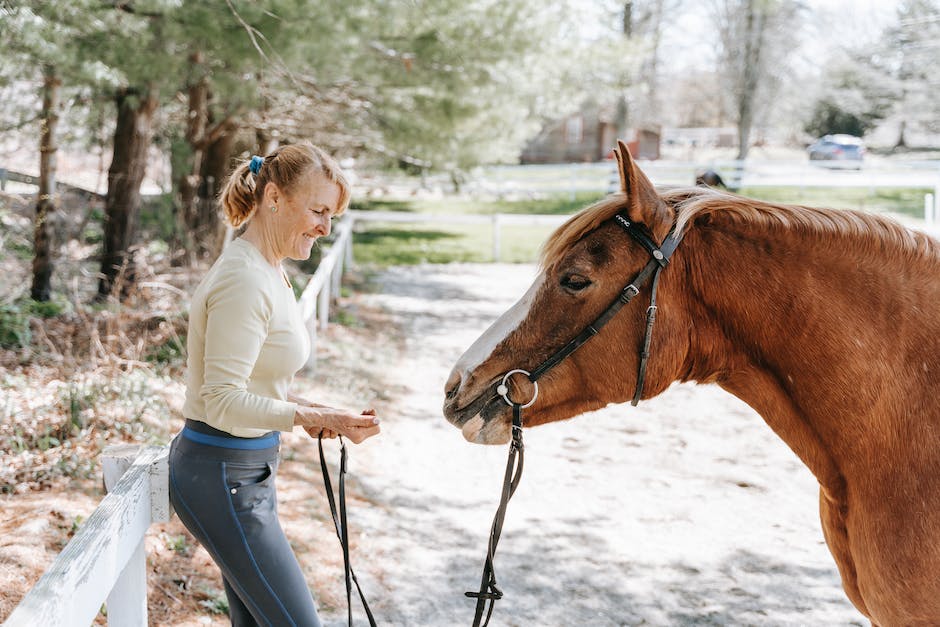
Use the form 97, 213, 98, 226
297, 405, 381, 445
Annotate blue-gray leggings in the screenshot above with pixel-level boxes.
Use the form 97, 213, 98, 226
169, 421, 322, 627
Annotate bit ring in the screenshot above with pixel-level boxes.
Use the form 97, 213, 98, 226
497, 369, 538, 409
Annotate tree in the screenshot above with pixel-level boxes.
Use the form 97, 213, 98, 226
618, 0, 683, 134
85, 4, 180, 299
0, 2, 97, 301
264, 0, 592, 170
710, 0, 804, 159
32, 64, 60, 301
870, 0, 940, 148
803, 57, 894, 138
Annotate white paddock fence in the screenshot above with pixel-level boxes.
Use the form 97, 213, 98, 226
3, 445, 170, 626
369, 160, 940, 225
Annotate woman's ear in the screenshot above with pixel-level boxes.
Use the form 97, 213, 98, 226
262, 181, 281, 208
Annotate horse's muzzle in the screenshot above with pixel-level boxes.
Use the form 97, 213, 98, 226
442, 375, 512, 444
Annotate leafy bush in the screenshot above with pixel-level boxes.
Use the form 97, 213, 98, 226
26, 298, 68, 318
0, 303, 31, 348
0, 297, 70, 349
145, 334, 186, 365
804, 99, 883, 138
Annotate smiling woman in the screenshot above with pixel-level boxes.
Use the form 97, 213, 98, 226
169, 142, 381, 626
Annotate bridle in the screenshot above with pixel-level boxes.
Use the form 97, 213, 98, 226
466, 213, 685, 626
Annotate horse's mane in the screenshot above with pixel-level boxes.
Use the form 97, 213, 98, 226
540, 187, 940, 269
540, 193, 632, 270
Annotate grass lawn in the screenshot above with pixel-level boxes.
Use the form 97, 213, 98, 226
740, 186, 932, 219
350, 222, 559, 265
347, 186, 932, 267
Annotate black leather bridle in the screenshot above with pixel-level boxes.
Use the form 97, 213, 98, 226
466, 213, 685, 626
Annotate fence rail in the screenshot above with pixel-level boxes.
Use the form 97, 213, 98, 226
3, 445, 170, 627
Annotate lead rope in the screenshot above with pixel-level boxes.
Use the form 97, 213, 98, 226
318, 435, 377, 627
465, 404, 525, 627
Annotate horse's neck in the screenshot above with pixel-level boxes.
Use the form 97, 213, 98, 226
676, 222, 940, 492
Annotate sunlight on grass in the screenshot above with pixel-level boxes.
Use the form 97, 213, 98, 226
741, 186, 932, 219
351, 223, 557, 265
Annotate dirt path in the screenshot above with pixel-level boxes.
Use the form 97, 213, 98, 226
308, 263, 866, 626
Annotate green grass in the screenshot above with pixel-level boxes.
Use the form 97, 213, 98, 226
350, 192, 604, 216
348, 186, 931, 266
352, 222, 559, 265
740, 186, 932, 219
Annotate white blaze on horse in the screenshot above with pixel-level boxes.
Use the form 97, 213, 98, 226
443, 141, 940, 626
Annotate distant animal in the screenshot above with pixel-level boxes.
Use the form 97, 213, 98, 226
695, 169, 727, 189
444, 140, 940, 626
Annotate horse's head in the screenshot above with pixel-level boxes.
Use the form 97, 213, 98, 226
444, 142, 687, 444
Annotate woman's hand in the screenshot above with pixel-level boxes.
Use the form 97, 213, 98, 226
295, 405, 381, 444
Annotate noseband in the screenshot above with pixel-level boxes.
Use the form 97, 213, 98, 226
466, 213, 685, 626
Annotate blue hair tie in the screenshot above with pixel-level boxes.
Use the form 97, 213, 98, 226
249, 155, 264, 175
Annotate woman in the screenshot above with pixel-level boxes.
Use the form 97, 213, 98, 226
169, 143, 381, 627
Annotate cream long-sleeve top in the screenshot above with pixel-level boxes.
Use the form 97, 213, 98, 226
182, 237, 310, 437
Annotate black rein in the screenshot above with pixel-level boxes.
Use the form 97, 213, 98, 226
319, 434, 377, 627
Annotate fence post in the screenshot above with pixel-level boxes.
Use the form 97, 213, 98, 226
101, 445, 149, 627
935, 181, 940, 223
331, 245, 343, 301
318, 280, 330, 330
305, 313, 318, 372
926, 194, 935, 225
0, 167, 6, 191
729, 160, 744, 191
492, 213, 501, 262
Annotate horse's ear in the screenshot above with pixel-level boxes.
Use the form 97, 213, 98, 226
615, 139, 672, 241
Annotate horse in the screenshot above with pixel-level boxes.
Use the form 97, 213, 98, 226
694, 168, 727, 189
443, 141, 940, 626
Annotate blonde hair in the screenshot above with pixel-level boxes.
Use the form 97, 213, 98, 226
220, 142, 351, 228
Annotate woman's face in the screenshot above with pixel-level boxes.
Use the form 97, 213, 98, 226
270, 171, 341, 261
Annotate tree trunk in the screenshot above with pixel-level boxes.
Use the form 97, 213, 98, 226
200, 119, 239, 260
31, 64, 61, 302
256, 126, 278, 157
177, 51, 209, 261
894, 119, 907, 149
97, 86, 158, 300
735, 0, 766, 161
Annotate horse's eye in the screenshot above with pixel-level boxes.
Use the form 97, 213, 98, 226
561, 274, 592, 292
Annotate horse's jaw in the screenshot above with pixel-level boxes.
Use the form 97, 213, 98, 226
460, 415, 511, 445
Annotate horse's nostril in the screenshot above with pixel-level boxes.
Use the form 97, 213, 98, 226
445, 369, 462, 398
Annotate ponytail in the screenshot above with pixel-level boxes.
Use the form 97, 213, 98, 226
219, 160, 257, 228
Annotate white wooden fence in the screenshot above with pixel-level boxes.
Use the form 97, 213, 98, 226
3, 445, 170, 627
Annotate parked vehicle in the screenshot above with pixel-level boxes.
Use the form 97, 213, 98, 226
807, 134, 865, 168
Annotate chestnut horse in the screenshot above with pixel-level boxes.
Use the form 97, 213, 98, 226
443, 142, 940, 626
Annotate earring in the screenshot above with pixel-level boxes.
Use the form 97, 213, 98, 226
270, 205, 278, 213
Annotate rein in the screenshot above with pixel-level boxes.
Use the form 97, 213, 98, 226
318, 435, 377, 627
466, 214, 684, 625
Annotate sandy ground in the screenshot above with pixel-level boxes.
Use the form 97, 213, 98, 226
305, 263, 867, 627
